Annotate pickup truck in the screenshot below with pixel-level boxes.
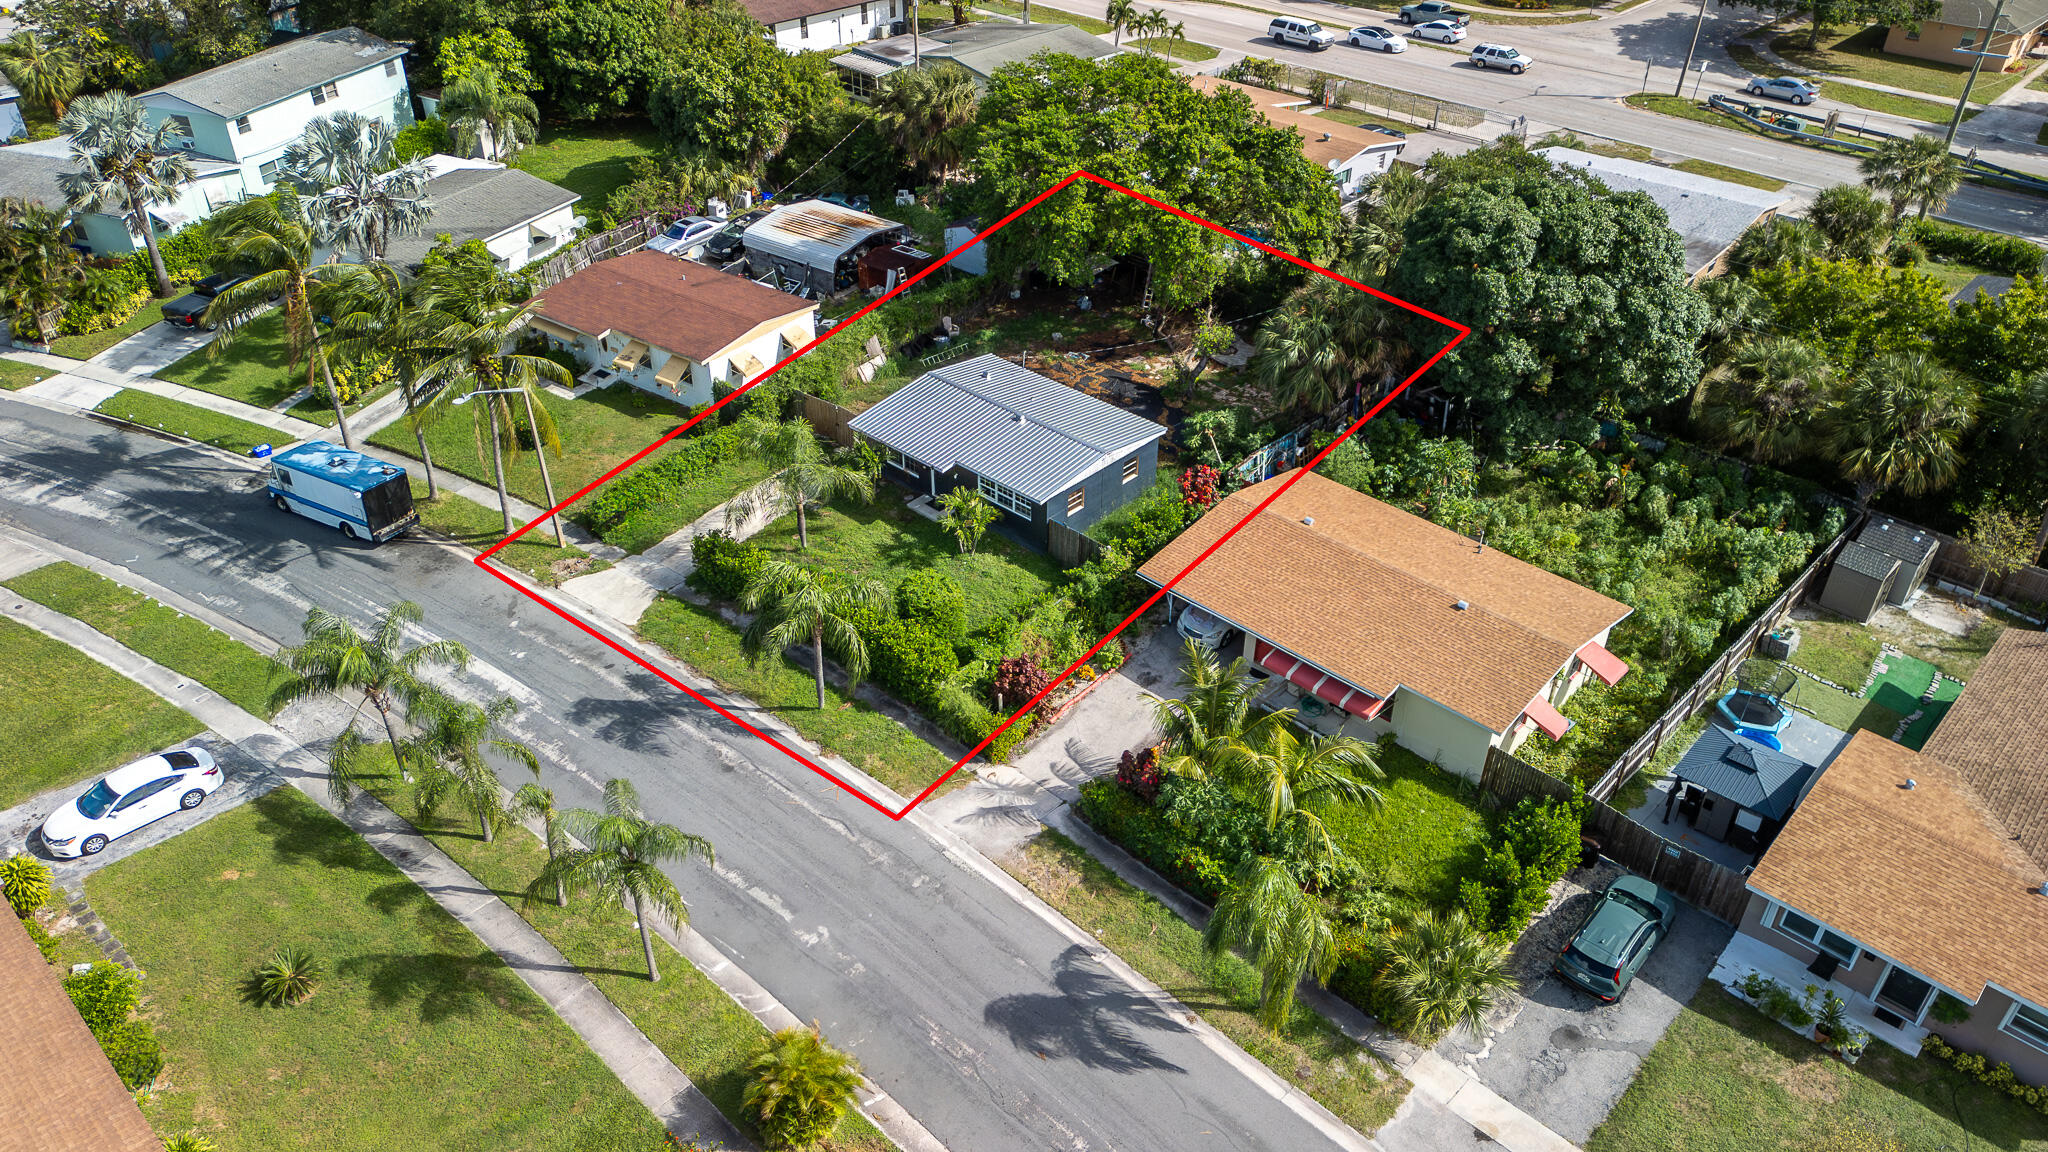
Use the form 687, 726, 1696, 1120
161, 272, 253, 330
1399, 1, 1470, 25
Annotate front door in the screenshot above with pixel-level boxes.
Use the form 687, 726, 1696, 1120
1876, 965, 1935, 1021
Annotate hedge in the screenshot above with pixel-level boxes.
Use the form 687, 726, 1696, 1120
895, 570, 967, 640
577, 421, 755, 545
686, 531, 768, 602
1902, 218, 2046, 278
1922, 1033, 2048, 1115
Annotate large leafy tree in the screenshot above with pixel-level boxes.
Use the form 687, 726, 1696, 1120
58, 92, 198, 297
528, 778, 714, 982
0, 197, 85, 344
1748, 257, 1950, 365
1385, 142, 1708, 444
971, 53, 1342, 311
435, 26, 539, 93
524, 0, 681, 120
740, 562, 889, 709
651, 0, 838, 169
1825, 349, 1979, 508
0, 30, 80, 119
1204, 856, 1341, 1031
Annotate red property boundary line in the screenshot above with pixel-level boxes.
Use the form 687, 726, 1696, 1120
471, 170, 1469, 820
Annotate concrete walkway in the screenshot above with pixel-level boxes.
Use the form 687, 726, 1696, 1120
558, 475, 787, 626
4, 346, 322, 439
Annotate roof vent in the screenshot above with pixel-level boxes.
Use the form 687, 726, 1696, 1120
982, 368, 992, 381
1302, 516, 1314, 527
1454, 600, 1469, 611
1319, 132, 1331, 142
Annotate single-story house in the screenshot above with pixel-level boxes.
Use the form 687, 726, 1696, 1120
833, 20, 1121, 98
1190, 78, 1406, 200
530, 249, 818, 407
1138, 471, 1635, 781
1731, 630, 2048, 1070
746, 0, 900, 51
1818, 514, 1938, 621
1665, 725, 1820, 855
0, 134, 249, 256
744, 199, 906, 296
847, 353, 1168, 549
375, 155, 581, 271
0, 81, 25, 143
1536, 146, 1792, 282
0, 914, 161, 1152
1886, 0, 2048, 68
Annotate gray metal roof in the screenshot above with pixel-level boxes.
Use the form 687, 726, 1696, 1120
1674, 725, 1818, 821
381, 167, 579, 268
1935, 0, 2048, 33
839, 21, 1121, 83
138, 28, 406, 118
848, 353, 1167, 503
1834, 540, 1902, 582
1536, 147, 1790, 276
744, 199, 901, 270
1858, 515, 1939, 566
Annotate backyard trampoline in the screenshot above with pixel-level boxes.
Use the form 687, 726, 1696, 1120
1717, 659, 1799, 748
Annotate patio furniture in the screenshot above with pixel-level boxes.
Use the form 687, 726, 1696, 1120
1807, 952, 1842, 981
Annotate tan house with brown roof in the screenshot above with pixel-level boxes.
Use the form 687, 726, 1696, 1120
1189, 78, 1406, 200
1138, 472, 1634, 780
530, 249, 819, 407
0, 915, 159, 1152
1884, 0, 2048, 70
1729, 630, 2048, 1073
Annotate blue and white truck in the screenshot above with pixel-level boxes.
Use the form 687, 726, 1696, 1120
266, 441, 418, 543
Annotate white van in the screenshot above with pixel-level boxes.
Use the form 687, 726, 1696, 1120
1268, 16, 1335, 49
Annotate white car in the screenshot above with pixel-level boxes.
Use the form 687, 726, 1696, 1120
1348, 26, 1408, 51
646, 216, 720, 256
40, 749, 223, 859
1177, 604, 1236, 653
1470, 43, 1534, 73
1412, 18, 1466, 43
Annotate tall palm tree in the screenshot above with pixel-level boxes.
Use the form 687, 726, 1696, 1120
740, 562, 889, 709
1105, 0, 1137, 45
1693, 275, 1766, 362
1149, 638, 1292, 779
323, 261, 446, 497
1219, 724, 1384, 860
1806, 183, 1891, 264
511, 774, 569, 907
1692, 335, 1834, 465
725, 416, 875, 549
872, 64, 979, 183
1859, 133, 1963, 221
1826, 349, 1979, 509
57, 93, 198, 297
1248, 300, 1347, 416
1727, 215, 1821, 275
1373, 908, 1516, 1041
284, 111, 434, 262
0, 30, 79, 120
440, 66, 539, 162
406, 694, 538, 842
0, 196, 84, 345
743, 1024, 865, 1150
204, 195, 362, 445
527, 778, 714, 982
1204, 856, 1340, 1031
269, 601, 469, 802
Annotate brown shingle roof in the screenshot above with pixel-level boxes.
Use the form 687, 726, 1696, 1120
1137, 472, 1632, 731
1921, 628, 2048, 870
1189, 78, 1404, 167
1749, 729, 2048, 1007
0, 916, 159, 1152
533, 250, 816, 364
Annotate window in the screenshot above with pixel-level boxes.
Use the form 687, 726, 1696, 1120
384, 59, 398, 77
1960, 32, 1976, 48
258, 159, 282, 182
860, 1, 868, 19
235, 115, 252, 134
165, 114, 193, 138
273, 467, 293, 488
884, 447, 917, 474
113, 777, 178, 813
977, 476, 1030, 515
311, 86, 326, 105
1066, 488, 1085, 515
1903, 24, 1919, 39
2006, 1004, 2048, 1052
311, 81, 338, 105
1877, 966, 1935, 1019
1121, 456, 1139, 484
1776, 908, 1859, 964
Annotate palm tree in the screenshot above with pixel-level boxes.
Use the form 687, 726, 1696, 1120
511, 775, 569, 907
1826, 350, 1978, 509
440, 66, 539, 162
740, 562, 889, 709
1806, 183, 1891, 264
1727, 216, 1820, 275
725, 416, 875, 549
743, 1023, 865, 1150
1859, 133, 1963, 222
1204, 856, 1340, 1031
1105, 0, 1137, 45
527, 778, 713, 982
323, 261, 446, 496
204, 195, 362, 445
872, 64, 978, 183
1249, 300, 1347, 415
0, 196, 84, 345
406, 694, 538, 842
57, 93, 199, 297
936, 488, 997, 553
1219, 724, 1384, 859
1373, 908, 1516, 1041
0, 31, 79, 120
1693, 275, 1766, 361
1132, 8, 1170, 53
269, 601, 469, 802
1149, 638, 1291, 779
1336, 166, 1429, 281
1692, 335, 1833, 465
284, 111, 434, 262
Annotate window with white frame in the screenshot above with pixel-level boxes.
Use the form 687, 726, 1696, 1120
1775, 908, 1859, 964
311, 81, 338, 105
884, 446, 917, 474
384, 59, 398, 77
1122, 456, 1139, 484
2005, 1003, 2048, 1052
258, 158, 282, 182
977, 476, 1030, 515
235, 115, 252, 134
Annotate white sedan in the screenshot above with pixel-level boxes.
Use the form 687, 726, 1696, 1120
40, 749, 224, 858
1412, 18, 1466, 43
1348, 26, 1408, 51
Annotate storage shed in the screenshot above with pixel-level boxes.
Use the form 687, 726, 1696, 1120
1857, 515, 1938, 607
1818, 540, 1902, 624
743, 199, 905, 296
1667, 725, 1819, 856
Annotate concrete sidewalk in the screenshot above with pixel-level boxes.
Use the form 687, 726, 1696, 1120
4, 346, 322, 439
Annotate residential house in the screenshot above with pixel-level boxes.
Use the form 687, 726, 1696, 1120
373, 155, 581, 272
1190, 78, 1407, 200
530, 249, 818, 407
1537, 146, 1792, 281
744, 199, 906, 296
1137, 471, 1635, 781
1885, 0, 2046, 68
1727, 630, 2048, 1074
847, 353, 1168, 549
136, 28, 413, 196
0, 134, 248, 256
0, 914, 161, 1152
833, 20, 1121, 98
747, 0, 901, 51
0, 82, 24, 142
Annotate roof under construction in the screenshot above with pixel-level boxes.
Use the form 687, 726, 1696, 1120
743, 200, 904, 271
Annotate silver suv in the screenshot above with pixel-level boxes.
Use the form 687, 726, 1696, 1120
1268, 16, 1336, 49
1470, 43, 1533, 73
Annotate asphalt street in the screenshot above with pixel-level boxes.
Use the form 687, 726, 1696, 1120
0, 404, 1359, 1152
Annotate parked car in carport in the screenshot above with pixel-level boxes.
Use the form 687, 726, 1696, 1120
704, 209, 770, 262
1554, 875, 1679, 1002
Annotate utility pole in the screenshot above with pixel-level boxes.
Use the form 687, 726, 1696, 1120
912, 0, 921, 62
1675, 0, 1710, 97
1946, 0, 2007, 145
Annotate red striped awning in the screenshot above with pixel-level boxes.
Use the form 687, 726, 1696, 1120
1256, 641, 1386, 719
1576, 640, 1629, 686
1289, 663, 1323, 691
1254, 640, 1293, 677
1523, 696, 1573, 741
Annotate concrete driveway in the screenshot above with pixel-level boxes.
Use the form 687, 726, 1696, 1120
1437, 862, 1734, 1145
88, 316, 214, 377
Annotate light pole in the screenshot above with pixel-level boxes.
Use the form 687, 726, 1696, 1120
1675, 0, 1710, 97
452, 386, 566, 547
1947, 0, 2008, 145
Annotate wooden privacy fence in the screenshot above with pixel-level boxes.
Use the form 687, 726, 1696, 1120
529, 216, 672, 291
800, 393, 861, 450
1482, 748, 1752, 925
1046, 522, 1102, 569
1586, 518, 1861, 802
1925, 529, 2048, 611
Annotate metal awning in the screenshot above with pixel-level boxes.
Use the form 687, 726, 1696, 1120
654, 355, 689, 387
780, 321, 813, 350
1576, 640, 1629, 686
1253, 641, 1386, 720
1523, 696, 1573, 741
529, 317, 581, 342
611, 340, 648, 371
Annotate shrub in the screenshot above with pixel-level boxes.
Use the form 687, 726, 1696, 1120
58, 263, 151, 335
850, 608, 959, 710
743, 1023, 863, 1149
1500, 790, 1586, 883
163, 1134, 219, 1152
249, 946, 323, 1007
1923, 1033, 2048, 1117
989, 655, 1051, 714
1083, 477, 1191, 560
1902, 218, 2046, 277
128, 222, 217, 284
1, 853, 53, 916
687, 531, 769, 601
100, 1018, 164, 1089
1115, 746, 1162, 802
1931, 991, 1973, 1025
24, 918, 59, 961
895, 570, 967, 640
64, 963, 140, 1035
579, 420, 756, 544
1180, 464, 1220, 507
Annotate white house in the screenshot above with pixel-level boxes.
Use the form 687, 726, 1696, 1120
1189, 78, 1405, 200
0, 82, 25, 143
361, 155, 582, 271
531, 249, 819, 408
745, 0, 899, 51
136, 27, 413, 196
0, 135, 249, 256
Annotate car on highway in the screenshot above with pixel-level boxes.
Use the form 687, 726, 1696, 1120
40, 748, 224, 858
1411, 18, 1467, 42
161, 272, 253, 329
1267, 15, 1335, 49
1746, 76, 1823, 105
1399, 0, 1469, 25
1553, 875, 1679, 1003
1469, 43, 1533, 73
1347, 25, 1408, 51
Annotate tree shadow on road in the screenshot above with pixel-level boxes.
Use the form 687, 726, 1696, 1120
983, 943, 1191, 1074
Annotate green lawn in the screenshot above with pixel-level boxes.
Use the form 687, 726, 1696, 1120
161, 312, 313, 411
93, 389, 280, 454
0, 358, 52, 390
1625, 93, 1866, 157
1588, 983, 2048, 1152
0, 614, 202, 809
1007, 830, 1411, 1138
1726, 42, 1965, 122
1671, 158, 1789, 191
49, 291, 185, 361
639, 594, 957, 798
1128, 36, 1221, 60
978, 0, 1115, 33
1771, 25, 2027, 103
408, 480, 612, 589
1787, 616, 1883, 684
360, 765, 893, 1152
1320, 743, 1488, 911
4, 562, 280, 718
512, 121, 665, 223
85, 788, 667, 1152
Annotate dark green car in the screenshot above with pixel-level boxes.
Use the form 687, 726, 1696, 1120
1554, 876, 1680, 1003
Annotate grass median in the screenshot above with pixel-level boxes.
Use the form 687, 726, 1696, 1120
93, 389, 280, 454
0, 359, 52, 390
407, 479, 612, 588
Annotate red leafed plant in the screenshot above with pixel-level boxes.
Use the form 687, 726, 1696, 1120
1180, 464, 1220, 507
991, 656, 1053, 713
1117, 746, 1162, 802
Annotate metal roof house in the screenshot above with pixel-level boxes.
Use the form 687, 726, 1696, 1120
743, 199, 906, 296
847, 354, 1167, 550
833, 21, 1121, 98
1666, 725, 1821, 856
